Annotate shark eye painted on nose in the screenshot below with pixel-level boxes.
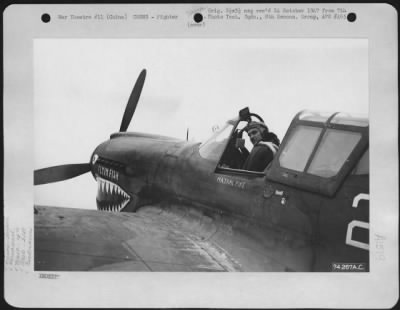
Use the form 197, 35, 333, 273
92, 154, 99, 165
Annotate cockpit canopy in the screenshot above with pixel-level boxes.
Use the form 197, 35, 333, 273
267, 110, 369, 196
198, 109, 368, 197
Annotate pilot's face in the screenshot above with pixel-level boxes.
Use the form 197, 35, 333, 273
247, 128, 262, 145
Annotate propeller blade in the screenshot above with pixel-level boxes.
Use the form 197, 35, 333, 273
34, 163, 91, 185
119, 69, 147, 132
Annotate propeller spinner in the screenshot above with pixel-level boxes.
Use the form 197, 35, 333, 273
34, 69, 147, 185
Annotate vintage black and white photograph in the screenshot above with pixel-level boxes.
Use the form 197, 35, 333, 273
3, 3, 398, 308
33, 38, 369, 272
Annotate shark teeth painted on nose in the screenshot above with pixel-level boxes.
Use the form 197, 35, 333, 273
96, 177, 130, 212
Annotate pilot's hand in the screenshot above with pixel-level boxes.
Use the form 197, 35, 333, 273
235, 138, 245, 149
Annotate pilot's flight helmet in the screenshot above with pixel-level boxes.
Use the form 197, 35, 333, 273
244, 121, 269, 133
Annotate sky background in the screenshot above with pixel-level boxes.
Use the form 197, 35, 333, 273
34, 38, 368, 209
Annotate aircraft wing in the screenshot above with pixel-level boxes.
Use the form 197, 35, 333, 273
34, 204, 308, 271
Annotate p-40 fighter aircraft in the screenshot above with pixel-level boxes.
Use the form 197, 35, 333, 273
34, 69, 369, 272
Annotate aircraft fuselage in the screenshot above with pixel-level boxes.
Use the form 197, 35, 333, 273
91, 130, 369, 271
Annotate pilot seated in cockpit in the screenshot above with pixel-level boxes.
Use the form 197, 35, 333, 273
242, 121, 280, 172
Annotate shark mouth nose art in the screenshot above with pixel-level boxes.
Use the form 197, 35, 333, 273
96, 177, 130, 212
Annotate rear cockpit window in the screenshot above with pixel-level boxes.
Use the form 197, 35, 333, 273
352, 148, 369, 175
279, 126, 363, 178
267, 110, 368, 196
307, 129, 362, 177
330, 113, 369, 127
279, 125, 322, 172
298, 111, 331, 122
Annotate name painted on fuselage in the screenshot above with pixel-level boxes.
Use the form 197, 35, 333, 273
97, 165, 119, 181
216, 176, 246, 189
